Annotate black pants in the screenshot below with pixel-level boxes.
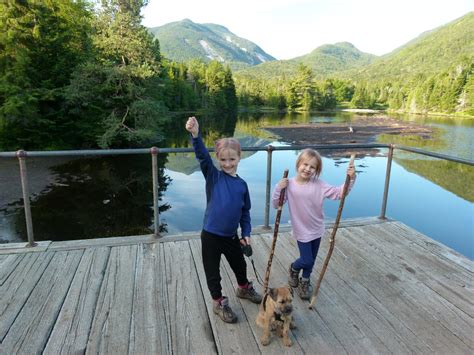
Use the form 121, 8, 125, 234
201, 230, 248, 299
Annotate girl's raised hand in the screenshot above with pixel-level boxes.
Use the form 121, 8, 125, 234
185, 116, 199, 137
347, 164, 355, 179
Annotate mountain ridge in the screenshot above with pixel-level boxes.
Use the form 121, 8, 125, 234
235, 41, 377, 78
343, 12, 474, 80
149, 19, 276, 70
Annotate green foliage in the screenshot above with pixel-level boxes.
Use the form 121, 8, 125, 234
347, 13, 474, 82
236, 42, 377, 80
64, 0, 169, 148
236, 66, 341, 111
344, 13, 474, 115
235, 13, 473, 116
0, 0, 94, 149
0, 0, 242, 150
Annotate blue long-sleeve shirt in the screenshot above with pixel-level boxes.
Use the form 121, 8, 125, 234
192, 135, 251, 237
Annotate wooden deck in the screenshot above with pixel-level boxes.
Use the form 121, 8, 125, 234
0, 218, 472, 354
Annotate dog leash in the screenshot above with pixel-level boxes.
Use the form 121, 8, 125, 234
242, 244, 264, 286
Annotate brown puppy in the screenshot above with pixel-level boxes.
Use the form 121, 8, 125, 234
256, 286, 294, 347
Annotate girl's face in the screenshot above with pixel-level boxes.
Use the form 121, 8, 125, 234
297, 157, 319, 182
217, 148, 240, 176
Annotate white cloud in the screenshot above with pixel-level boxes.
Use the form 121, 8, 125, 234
142, 0, 473, 59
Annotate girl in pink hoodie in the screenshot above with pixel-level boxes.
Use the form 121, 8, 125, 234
272, 149, 356, 299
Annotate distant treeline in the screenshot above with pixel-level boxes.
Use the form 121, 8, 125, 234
2, 2, 472, 151
235, 58, 474, 115
0, 0, 237, 150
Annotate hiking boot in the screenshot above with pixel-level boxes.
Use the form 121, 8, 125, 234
213, 297, 237, 323
297, 277, 313, 300
235, 281, 262, 304
288, 263, 300, 287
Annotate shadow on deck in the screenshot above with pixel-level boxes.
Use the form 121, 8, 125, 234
0, 218, 472, 354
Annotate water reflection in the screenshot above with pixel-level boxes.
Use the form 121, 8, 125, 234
0, 111, 472, 259
8, 155, 171, 241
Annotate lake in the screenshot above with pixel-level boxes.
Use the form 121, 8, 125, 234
0, 111, 473, 259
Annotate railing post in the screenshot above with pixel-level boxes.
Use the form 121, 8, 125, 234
151, 147, 160, 237
263, 145, 274, 230
16, 150, 37, 247
380, 144, 394, 220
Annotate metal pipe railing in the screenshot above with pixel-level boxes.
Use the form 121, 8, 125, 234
151, 147, 160, 237
263, 145, 274, 229
380, 144, 394, 220
16, 150, 36, 247
395, 145, 474, 165
1, 143, 472, 247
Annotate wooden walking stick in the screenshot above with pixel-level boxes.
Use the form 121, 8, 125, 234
308, 154, 356, 309
262, 169, 289, 295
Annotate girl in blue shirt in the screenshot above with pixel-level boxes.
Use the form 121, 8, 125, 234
186, 116, 262, 323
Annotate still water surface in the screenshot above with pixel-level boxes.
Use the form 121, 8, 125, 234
0, 112, 472, 259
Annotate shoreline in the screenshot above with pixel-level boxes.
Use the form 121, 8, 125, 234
263, 115, 434, 153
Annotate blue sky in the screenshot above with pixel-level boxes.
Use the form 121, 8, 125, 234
141, 0, 473, 60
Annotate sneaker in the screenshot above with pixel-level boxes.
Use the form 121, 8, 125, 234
235, 281, 263, 304
297, 277, 313, 300
288, 263, 300, 287
213, 297, 237, 323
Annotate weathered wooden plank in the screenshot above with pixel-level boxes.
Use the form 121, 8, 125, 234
340, 226, 473, 351
189, 238, 262, 354
311, 230, 435, 353
85, 245, 138, 354
353, 223, 473, 316
128, 243, 171, 354
49, 235, 156, 251
0, 240, 51, 254
162, 241, 217, 354
0, 218, 472, 355
260, 232, 392, 354
331, 226, 472, 354
388, 221, 473, 272
43, 247, 110, 354
0, 252, 54, 341
250, 233, 343, 354
1, 250, 83, 353
0, 253, 24, 286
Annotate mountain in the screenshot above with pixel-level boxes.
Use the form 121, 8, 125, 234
234, 42, 377, 79
345, 12, 474, 81
149, 19, 276, 69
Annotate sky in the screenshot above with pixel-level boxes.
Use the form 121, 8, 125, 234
141, 0, 473, 60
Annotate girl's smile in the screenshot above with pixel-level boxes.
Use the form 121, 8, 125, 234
218, 148, 240, 176
296, 157, 319, 183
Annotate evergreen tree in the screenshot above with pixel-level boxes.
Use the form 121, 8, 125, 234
0, 0, 93, 149
65, 0, 167, 148
286, 64, 315, 111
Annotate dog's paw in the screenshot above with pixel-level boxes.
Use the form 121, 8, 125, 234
260, 336, 270, 346
283, 337, 293, 347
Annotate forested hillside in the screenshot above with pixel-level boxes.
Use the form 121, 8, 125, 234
237, 42, 376, 79
0, 1, 238, 150
234, 12, 474, 116
149, 19, 275, 70
347, 12, 474, 81
345, 12, 474, 115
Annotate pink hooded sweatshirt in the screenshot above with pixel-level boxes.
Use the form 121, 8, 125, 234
272, 176, 355, 242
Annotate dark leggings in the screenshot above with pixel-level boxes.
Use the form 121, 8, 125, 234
293, 238, 322, 279
201, 230, 248, 299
